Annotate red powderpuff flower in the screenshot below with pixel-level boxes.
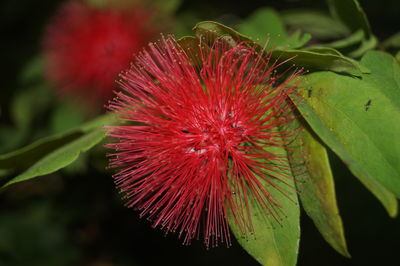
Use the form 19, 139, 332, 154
107, 36, 300, 247
43, 0, 159, 104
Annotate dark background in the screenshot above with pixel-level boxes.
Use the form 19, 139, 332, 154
0, 0, 399, 265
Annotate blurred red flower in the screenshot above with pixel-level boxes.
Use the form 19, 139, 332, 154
107, 36, 300, 247
43, 0, 159, 105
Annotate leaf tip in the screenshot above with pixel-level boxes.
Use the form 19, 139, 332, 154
387, 200, 398, 218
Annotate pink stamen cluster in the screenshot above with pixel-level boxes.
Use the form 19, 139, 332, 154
107, 36, 300, 247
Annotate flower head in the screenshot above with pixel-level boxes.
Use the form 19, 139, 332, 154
43, 0, 159, 105
107, 35, 300, 247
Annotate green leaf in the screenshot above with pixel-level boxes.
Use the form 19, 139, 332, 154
304, 47, 344, 56
237, 8, 310, 49
63, 152, 89, 175
193, 21, 253, 43
0, 113, 115, 175
281, 30, 312, 50
325, 29, 365, 51
237, 8, 287, 47
2, 129, 105, 188
151, 0, 182, 13
174, 11, 201, 37
270, 48, 369, 76
327, 0, 371, 38
19, 56, 44, 84
177, 36, 203, 66
383, 32, 400, 50
230, 146, 300, 266
0, 57, 50, 153
348, 35, 378, 58
295, 51, 400, 216
50, 101, 85, 134
325, 29, 377, 58
289, 124, 349, 257
326, 0, 376, 58
0, 131, 82, 172
282, 9, 349, 40
11, 84, 52, 129
79, 113, 115, 131
193, 21, 368, 76
359, 51, 400, 113
0, 113, 116, 188
383, 32, 400, 61
0, 125, 28, 154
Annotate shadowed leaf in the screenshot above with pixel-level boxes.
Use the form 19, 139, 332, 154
282, 9, 349, 40
326, 0, 376, 58
289, 124, 349, 257
237, 8, 287, 47
327, 0, 371, 38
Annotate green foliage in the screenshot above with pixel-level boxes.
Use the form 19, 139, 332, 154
50, 101, 85, 134
11, 85, 50, 130
192, 4, 399, 262
193, 21, 367, 76
238, 8, 288, 46
325, 29, 364, 52
2, 130, 104, 188
193, 21, 252, 43
151, 0, 182, 14
289, 125, 349, 257
18, 56, 45, 84
0, 131, 82, 172
281, 9, 349, 40
383, 32, 400, 50
0, 114, 116, 188
237, 8, 311, 50
327, 0, 371, 38
0, 57, 50, 154
326, 0, 376, 58
383, 32, 400, 59
296, 51, 400, 216
270, 49, 368, 76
